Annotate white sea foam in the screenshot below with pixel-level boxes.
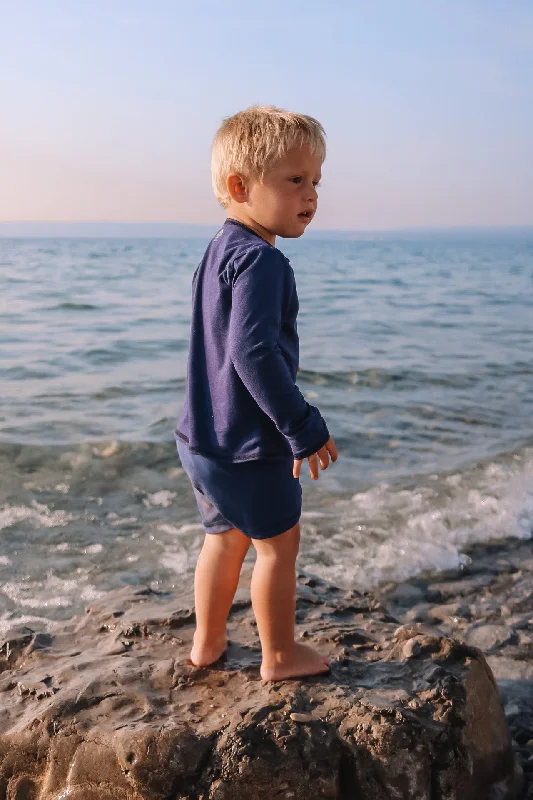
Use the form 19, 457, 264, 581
110, 516, 137, 527
299, 447, 533, 590
0, 571, 104, 614
143, 490, 176, 508
159, 548, 192, 575
168, 522, 204, 535
0, 612, 53, 639
0, 503, 75, 531
84, 544, 103, 554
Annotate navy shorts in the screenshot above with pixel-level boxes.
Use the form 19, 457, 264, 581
177, 439, 301, 540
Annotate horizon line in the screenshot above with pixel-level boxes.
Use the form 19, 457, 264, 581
1, 220, 533, 234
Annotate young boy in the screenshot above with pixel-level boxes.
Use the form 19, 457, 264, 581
175, 105, 338, 681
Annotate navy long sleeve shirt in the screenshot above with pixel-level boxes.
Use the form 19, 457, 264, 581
175, 218, 330, 462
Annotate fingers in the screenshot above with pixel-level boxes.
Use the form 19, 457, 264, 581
326, 437, 338, 462
308, 453, 319, 480
317, 437, 338, 471
294, 439, 339, 482
317, 446, 329, 471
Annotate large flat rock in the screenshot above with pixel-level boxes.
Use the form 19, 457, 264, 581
0, 569, 519, 799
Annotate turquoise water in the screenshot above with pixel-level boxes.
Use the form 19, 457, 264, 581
1, 231, 533, 633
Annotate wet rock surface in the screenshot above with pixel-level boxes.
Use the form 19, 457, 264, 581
377, 535, 533, 800
0, 556, 522, 799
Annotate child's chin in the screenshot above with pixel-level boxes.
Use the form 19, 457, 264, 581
278, 224, 308, 240
278, 230, 305, 239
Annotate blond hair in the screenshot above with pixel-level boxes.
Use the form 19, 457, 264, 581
211, 105, 326, 208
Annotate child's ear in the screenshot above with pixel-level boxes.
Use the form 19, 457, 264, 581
227, 173, 248, 204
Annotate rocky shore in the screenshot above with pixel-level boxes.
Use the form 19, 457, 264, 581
1, 533, 532, 799
376, 534, 533, 799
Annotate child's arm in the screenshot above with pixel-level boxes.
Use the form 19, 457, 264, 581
229, 247, 329, 461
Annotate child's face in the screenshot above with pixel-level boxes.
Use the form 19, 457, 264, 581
228, 145, 322, 244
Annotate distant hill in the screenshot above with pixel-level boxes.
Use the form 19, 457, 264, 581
0, 221, 531, 240
0, 222, 221, 239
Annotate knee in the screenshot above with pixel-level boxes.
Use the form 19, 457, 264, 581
203, 528, 251, 556
254, 522, 300, 561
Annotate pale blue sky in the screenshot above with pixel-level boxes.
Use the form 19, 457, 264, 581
1, 0, 532, 229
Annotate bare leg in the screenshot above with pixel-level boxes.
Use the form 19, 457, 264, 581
251, 523, 330, 681
191, 528, 251, 666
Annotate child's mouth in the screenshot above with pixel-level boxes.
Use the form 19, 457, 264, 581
298, 211, 312, 221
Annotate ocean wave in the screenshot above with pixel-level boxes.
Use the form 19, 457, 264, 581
299, 444, 533, 590
0, 438, 532, 629
299, 362, 533, 389
54, 302, 99, 310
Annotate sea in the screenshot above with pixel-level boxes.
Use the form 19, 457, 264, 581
1, 229, 533, 636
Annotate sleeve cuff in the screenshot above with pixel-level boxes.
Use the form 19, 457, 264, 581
286, 408, 330, 460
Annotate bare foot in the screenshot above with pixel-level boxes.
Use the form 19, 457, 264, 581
190, 633, 227, 667
260, 643, 330, 681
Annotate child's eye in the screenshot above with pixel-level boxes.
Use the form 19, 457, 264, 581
313, 181, 321, 188
290, 177, 302, 184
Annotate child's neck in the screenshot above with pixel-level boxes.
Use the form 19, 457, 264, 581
226, 207, 276, 246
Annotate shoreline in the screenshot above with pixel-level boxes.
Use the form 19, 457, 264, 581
0, 533, 526, 798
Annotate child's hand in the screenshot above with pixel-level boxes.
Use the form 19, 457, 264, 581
293, 438, 338, 480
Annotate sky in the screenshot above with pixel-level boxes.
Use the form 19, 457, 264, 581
1, 0, 532, 230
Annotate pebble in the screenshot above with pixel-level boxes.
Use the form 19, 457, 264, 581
290, 712, 314, 723
101, 442, 120, 458
403, 603, 431, 623
427, 603, 471, 622
402, 638, 422, 660
383, 584, 426, 606
466, 624, 514, 651
504, 703, 521, 718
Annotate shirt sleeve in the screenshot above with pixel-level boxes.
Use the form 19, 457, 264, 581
228, 246, 330, 460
